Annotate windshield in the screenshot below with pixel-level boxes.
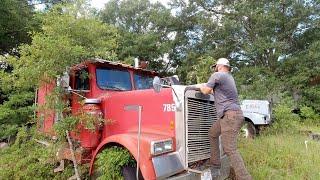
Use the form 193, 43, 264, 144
134, 73, 154, 90
96, 68, 132, 91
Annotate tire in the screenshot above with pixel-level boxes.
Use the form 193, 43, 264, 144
91, 147, 142, 180
122, 166, 143, 180
92, 164, 143, 180
240, 121, 257, 138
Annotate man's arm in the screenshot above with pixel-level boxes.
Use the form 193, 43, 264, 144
200, 85, 214, 94
199, 73, 219, 94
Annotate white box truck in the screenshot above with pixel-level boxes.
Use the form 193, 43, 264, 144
240, 100, 272, 138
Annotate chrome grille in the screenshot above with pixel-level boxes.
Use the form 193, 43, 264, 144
186, 97, 217, 163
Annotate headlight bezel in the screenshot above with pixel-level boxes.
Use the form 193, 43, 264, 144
150, 138, 174, 156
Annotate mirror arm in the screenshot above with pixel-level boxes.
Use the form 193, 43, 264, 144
71, 91, 87, 99
70, 91, 87, 99
172, 88, 180, 103
154, 83, 171, 88
160, 84, 171, 88
67, 87, 87, 99
154, 82, 181, 102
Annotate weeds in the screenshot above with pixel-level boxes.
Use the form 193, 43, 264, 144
0, 126, 85, 179
239, 132, 320, 180
239, 105, 320, 179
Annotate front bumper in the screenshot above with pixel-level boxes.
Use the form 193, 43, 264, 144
152, 152, 185, 179
167, 155, 230, 180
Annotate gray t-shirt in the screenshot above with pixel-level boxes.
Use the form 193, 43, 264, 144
206, 72, 241, 119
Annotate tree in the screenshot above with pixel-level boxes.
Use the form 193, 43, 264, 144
0, 0, 38, 55
167, 0, 219, 83
100, 0, 176, 73
10, 2, 118, 89
197, 0, 319, 69
192, 0, 320, 109
0, 2, 119, 139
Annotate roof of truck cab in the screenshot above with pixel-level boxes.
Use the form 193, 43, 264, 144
86, 58, 157, 74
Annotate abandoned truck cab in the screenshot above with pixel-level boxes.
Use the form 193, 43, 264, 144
37, 59, 229, 179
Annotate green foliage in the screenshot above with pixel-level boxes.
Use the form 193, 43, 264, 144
264, 105, 300, 135
95, 146, 135, 180
13, 127, 31, 147
100, 0, 176, 72
45, 87, 106, 138
0, 0, 39, 55
0, 127, 79, 179
54, 116, 79, 137
0, 124, 18, 141
0, 0, 319, 179
54, 111, 105, 138
176, 0, 320, 111
239, 131, 320, 179
0, 72, 35, 141
0, 1, 119, 140
302, 86, 320, 112
234, 66, 283, 101
300, 106, 320, 124
167, 0, 219, 81
199, 0, 319, 69
6, 2, 118, 90
184, 56, 215, 84
279, 39, 320, 111
0, 91, 34, 125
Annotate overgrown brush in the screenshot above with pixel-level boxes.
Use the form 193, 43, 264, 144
95, 146, 136, 180
237, 104, 320, 179
263, 105, 300, 134
300, 106, 320, 125
0, 126, 87, 179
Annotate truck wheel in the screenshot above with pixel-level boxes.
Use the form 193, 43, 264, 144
122, 166, 143, 180
241, 121, 256, 138
92, 147, 139, 180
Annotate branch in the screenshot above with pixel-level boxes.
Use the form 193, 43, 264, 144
197, 1, 236, 16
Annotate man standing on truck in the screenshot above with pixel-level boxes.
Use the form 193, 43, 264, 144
199, 58, 252, 180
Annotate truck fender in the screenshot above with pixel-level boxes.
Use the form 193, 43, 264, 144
243, 112, 266, 125
244, 117, 254, 124
89, 133, 156, 179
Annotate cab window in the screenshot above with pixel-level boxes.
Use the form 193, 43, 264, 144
75, 68, 89, 90
96, 68, 132, 91
134, 73, 154, 90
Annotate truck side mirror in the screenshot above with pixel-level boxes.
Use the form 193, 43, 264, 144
152, 76, 175, 92
152, 76, 162, 93
153, 76, 182, 111
57, 71, 70, 89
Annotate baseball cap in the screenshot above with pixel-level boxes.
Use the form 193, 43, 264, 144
211, 58, 230, 68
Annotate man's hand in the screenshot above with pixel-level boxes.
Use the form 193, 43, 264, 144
199, 85, 214, 94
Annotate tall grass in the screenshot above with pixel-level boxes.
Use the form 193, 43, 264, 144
238, 105, 320, 179
239, 133, 320, 179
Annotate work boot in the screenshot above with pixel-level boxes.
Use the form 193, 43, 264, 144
204, 164, 221, 177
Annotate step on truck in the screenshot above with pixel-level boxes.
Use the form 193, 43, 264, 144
37, 59, 230, 180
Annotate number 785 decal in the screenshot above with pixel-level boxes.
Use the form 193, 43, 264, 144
163, 104, 176, 112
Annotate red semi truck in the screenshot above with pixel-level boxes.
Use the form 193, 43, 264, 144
37, 59, 229, 179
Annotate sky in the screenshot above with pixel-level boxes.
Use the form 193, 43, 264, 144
90, 0, 171, 9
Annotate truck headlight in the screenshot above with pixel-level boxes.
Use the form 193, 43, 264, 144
151, 139, 173, 155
